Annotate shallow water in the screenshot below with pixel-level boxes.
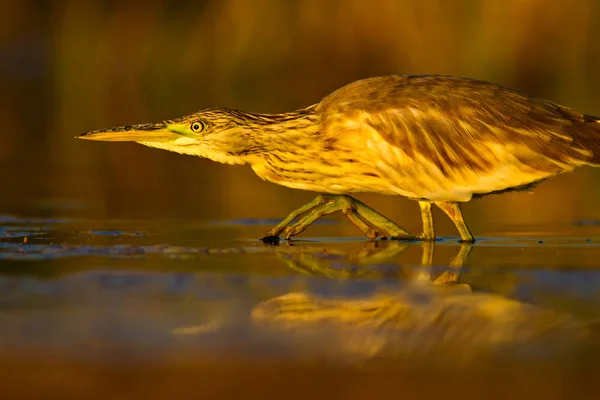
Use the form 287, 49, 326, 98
1, 211, 600, 399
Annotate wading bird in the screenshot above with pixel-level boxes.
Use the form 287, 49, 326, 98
78, 75, 600, 243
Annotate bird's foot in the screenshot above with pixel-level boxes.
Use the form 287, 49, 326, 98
260, 235, 281, 245
258, 194, 416, 242
417, 234, 436, 242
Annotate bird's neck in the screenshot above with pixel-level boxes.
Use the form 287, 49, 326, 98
251, 107, 321, 143
214, 106, 322, 164
141, 106, 322, 166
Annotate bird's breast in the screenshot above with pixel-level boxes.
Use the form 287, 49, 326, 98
250, 156, 397, 195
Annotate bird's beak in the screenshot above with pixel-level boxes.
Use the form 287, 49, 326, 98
76, 121, 178, 142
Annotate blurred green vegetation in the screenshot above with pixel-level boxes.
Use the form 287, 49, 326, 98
2, 0, 600, 235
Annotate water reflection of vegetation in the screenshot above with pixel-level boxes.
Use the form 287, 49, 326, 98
253, 242, 594, 361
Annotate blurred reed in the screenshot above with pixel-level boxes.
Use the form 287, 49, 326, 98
1, 0, 600, 231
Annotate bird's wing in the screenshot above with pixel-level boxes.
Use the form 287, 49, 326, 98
320, 76, 598, 201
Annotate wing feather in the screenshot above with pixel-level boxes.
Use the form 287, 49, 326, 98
318, 75, 598, 201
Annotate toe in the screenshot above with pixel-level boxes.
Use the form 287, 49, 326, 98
260, 235, 281, 245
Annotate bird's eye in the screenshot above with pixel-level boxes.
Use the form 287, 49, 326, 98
191, 122, 204, 132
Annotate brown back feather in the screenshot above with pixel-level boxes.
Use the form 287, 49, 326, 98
570, 114, 600, 164
318, 75, 600, 172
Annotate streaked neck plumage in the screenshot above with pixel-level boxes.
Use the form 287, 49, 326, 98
139, 106, 321, 165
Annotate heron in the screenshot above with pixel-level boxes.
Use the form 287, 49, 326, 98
77, 75, 600, 243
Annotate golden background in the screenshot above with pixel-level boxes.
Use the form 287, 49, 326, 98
3, 0, 600, 236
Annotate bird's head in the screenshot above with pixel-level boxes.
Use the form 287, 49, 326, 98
77, 108, 267, 165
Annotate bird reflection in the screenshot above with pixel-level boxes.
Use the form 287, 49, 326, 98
271, 239, 471, 284
253, 242, 590, 362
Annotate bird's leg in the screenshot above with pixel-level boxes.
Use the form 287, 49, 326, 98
262, 195, 327, 239
448, 242, 474, 268
434, 202, 474, 242
421, 240, 435, 267
262, 195, 365, 242
418, 201, 435, 241
432, 242, 473, 285
413, 240, 435, 282
261, 195, 416, 242
281, 195, 414, 240
345, 196, 415, 239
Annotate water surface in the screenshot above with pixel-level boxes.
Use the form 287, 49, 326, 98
1, 212, 600, 399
